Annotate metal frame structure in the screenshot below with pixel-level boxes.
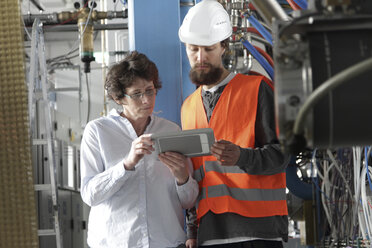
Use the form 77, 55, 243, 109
29, 18, 63, 248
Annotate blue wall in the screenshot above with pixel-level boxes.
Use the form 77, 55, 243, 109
180, 0, 202, 102
128, 0, 184, 125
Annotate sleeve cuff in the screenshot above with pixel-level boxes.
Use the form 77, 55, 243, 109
236, 147, 251, 167
111, 159, 134, 182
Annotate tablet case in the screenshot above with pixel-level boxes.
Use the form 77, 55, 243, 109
151, 128, 215, 157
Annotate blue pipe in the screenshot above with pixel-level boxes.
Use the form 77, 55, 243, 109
240, 38, 274, 80
292, 0, 308, 9
247, 15, 273, 45
286, 156, 313, 200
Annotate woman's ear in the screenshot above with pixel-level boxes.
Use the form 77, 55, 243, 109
114, 98, 124, 106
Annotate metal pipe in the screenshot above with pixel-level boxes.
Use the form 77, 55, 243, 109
250, 0, 290, 25
26, 23, 128, 32
100, 0, 108, 116
23, 11, 127, 26
23, 13, 59, 26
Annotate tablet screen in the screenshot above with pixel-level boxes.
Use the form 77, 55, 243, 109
158, 135, 202, 154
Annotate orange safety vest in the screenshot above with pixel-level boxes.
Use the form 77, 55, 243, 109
181, 74, 288, 220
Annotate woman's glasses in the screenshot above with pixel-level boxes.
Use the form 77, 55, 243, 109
124, 88, 156, 101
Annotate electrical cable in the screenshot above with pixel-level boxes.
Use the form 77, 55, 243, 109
316, 150, 356, 242
293, 57, 372, 136
365, 147, 372, 192
47, 30, 98, 67
352, 147, 367, 240
85, 72, 91, 125
327, 150, 354, 201
360, 166, 372, 239
240, 38, 274, 80
321, 160, 337, 239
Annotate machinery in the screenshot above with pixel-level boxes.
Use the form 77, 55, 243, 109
2, 0, 372, 247
23, 0, 127, 73
273, 0, 372, 153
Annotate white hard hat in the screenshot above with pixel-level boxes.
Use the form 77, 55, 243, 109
179, 0, 232, 46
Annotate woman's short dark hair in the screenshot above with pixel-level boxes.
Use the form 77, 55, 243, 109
105, 51, 162, 101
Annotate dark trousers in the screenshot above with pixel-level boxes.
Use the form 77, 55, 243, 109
199, 240, 284, 248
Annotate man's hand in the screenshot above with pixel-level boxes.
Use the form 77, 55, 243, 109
158, 152, 190, 185
211, 139, 240, 166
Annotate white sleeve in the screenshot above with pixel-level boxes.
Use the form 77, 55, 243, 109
175, 158, 199, 209
80, 123, 133, 207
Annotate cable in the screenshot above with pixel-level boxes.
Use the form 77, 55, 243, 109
293, 57, 372, 136
360, 166, 372, 239
85, 72, 91, 124
240, 38, 274, 80
327, 150, 354, 201
365, 147, 372, 192
352, 147, 367, 240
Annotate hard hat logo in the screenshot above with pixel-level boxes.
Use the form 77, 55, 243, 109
179, 0, 232, 46
216, 21, 228, 25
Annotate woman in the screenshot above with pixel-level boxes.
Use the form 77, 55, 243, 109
80, 51, 198, 248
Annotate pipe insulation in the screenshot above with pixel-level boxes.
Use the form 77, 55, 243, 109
0, 0, 39, 247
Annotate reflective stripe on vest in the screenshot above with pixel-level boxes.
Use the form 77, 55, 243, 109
182, 74, 288, 219
201, 185, 286, 201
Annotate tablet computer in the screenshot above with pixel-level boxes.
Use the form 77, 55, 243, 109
151, 128, 215, 157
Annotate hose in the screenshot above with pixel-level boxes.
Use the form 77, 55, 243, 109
246, 14, 273, 45
240, 38, 274, 80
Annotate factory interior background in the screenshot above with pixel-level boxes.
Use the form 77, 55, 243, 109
1, 0, 372, 247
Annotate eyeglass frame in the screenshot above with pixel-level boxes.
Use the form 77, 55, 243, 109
123, 88, 157, 101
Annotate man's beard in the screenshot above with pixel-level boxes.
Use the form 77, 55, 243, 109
189, 63, 223, 86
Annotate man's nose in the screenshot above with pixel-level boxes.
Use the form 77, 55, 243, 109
196, 48, 204, 63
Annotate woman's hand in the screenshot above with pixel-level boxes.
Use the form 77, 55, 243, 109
123, 134, 154, 170
185, 239, 197, 248
158, 152, 189, 185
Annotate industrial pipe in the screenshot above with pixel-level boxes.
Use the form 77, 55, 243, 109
250, 0, 290, 25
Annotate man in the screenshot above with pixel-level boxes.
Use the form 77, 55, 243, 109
179, 1, 289, 247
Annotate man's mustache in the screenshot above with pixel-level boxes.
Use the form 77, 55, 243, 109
193, 63, 213, 68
